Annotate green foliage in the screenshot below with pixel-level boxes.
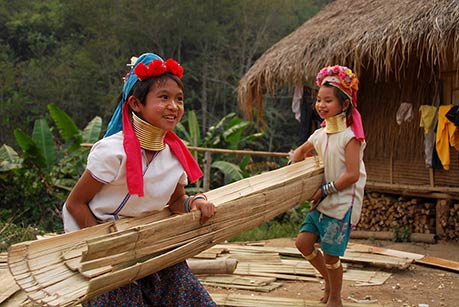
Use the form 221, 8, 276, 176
393, 225, 411, 242
0, 144, 22, 171
210, 160, 243, 182
229, 222, 299, 242
0, 210, 44, 252
229, 201, 311, 242
176, 111, 264, 187
0, 0, 328, 150
48, 103, 82, 151
0, 0, 329, 245
1, 104, 102, 231
82, 116, 103, 143
14, 126, 47, 169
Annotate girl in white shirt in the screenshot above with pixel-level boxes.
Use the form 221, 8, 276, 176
63, 53, 217, 307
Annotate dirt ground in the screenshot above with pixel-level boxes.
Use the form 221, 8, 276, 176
206, 238, 459, 307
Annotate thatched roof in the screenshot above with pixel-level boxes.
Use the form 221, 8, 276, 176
238, 0, 459, 120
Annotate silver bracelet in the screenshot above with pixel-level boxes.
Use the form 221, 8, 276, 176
321, 181, 338, 196
184, 196, 192, 212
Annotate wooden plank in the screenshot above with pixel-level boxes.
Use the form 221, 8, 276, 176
349, 243, 459, 272
416, 255, 459, 272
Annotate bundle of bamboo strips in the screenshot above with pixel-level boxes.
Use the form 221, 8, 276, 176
8, 158, 323, 307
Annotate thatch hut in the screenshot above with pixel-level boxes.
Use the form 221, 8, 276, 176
238, 0, 459, 199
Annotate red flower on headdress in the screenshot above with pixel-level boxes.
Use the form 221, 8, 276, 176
134, 58, 183, 81
165, 58, 184, 79
149, 59, 167, 76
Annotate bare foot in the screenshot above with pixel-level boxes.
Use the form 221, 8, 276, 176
325, 298, 343, 307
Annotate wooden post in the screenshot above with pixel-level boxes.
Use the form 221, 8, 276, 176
203, 151, 212, 192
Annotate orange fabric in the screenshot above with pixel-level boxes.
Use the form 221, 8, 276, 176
435, 105, 459, 170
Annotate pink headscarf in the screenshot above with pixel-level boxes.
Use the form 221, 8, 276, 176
316, 65, 365, 141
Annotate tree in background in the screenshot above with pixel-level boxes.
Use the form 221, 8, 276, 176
0, 0, 327, 152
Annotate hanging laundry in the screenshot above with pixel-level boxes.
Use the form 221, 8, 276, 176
445, 105, 459, 126
436, 105, 459, 171
299, 86, 319, 144
396, 102, 413, 125
291, 80, 304, 122
419, 105, 438, 168
419, 105, 438, 134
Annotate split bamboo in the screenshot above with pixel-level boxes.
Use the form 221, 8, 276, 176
8, 158, 323, 306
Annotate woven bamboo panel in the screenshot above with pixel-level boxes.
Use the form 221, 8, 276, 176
433, 149, 459, 186
392, 159, 430, 185
364, 159, 391, 184
8, 158, 323, 307
365, 154, 459, 188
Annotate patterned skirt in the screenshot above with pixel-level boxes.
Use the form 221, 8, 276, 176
83, 261, 216, 307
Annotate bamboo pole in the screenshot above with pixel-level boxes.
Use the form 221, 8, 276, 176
187, 258, 238, 275
188, 146, 289, 157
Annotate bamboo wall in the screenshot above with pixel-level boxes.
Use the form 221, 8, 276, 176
357, 58, 459, 191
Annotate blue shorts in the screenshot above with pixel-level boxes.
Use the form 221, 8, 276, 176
299, 209, 352, 257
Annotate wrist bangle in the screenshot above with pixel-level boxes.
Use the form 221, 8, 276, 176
321, 184, 327, 196
184, 196, 192, 212
190, 193, 208, 208
321, 181, 338, 196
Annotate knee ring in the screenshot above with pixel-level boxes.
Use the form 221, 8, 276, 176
325, 259, 341, 270
302, 248, 318, 261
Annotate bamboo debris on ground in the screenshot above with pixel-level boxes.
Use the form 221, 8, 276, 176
8, 158, 323, 307
349, 243, 459, 272
199, 276, 283, 292
212, 243, 414, 270
210, 293, 383, 307
190, 242, 396, 292
187, 258, 238, 275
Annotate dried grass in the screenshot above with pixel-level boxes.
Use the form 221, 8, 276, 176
238, 0, 459, 123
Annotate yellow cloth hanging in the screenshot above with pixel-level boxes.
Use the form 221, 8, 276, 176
419, 105, 437, 134
436, 105, 459, 171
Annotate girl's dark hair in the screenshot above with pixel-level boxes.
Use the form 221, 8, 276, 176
322, 82, 354, 118
128, 73, 184, 105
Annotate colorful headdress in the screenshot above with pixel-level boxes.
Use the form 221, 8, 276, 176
104, 53, 202, 196
316, 65, 365, 141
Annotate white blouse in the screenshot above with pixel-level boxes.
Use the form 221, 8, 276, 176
62, 132, 187, 232
308, 127, 367, 225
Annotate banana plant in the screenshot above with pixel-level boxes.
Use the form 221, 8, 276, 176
0, 104, 103, 229
0, 144, 22, 171
176, 111, 263, 186
1, 103, 102, 179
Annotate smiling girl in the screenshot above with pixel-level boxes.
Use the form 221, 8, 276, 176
63, 53, 216, 307
291, 65, 366, 307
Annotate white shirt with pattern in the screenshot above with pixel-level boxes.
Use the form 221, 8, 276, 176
62, 132, 187, 232
308, 127, 366, 225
